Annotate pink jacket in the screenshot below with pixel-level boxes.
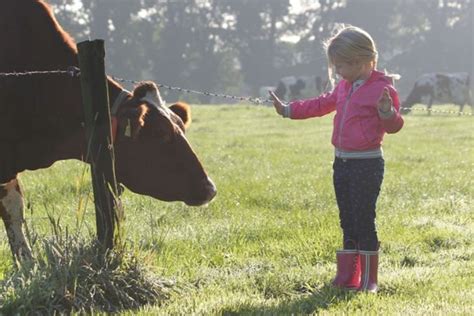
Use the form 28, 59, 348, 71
289, 70, 404, 151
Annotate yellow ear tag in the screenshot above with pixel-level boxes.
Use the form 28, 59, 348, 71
124, 119, 132, 137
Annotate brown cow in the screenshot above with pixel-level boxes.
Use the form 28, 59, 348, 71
0, 0, 216, 262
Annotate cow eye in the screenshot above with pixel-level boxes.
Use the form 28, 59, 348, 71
149, 123, 177, 144
142, 127, 170, 143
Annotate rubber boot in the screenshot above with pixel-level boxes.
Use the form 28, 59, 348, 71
332, 249, 361, 289
358, 250, 378, 293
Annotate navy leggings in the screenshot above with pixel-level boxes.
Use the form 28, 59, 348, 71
333, 157, 384, 251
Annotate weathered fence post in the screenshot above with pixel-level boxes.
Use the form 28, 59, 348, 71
77, 39, 122, 250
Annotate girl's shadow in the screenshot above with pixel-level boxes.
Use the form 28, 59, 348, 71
222, 283, 360, 315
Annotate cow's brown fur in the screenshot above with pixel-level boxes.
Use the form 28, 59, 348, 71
0, 0, 216, 262
132, 81, 159, 100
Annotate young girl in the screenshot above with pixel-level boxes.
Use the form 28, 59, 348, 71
269, 25, 404, 293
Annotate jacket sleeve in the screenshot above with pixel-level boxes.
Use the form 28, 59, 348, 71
288, 88, 338, 119
379, 86, 404, 133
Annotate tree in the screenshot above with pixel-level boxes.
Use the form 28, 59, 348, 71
49, 0, 472, 102
50, 0, 157, 82
150, 0, 245, 102
384, 0, 472, 94
215, 0, 292, 93
293, 0, 472, 96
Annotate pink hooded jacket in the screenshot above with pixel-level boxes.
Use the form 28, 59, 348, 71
288, 70, 404, 151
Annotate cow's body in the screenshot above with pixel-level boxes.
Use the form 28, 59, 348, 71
402, 72, 472, 113
274, 75, 326, 102
0, 0, 216, 261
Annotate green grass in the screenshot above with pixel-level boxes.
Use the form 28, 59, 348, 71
0, 104, 473, 315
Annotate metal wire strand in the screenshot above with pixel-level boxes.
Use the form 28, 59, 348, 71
0, 67, 472, 115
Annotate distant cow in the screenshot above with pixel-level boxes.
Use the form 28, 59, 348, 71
402, 73, 472, 114
0, 0, 216, 262
274, 75, 327, 102
258, 86, 276, 103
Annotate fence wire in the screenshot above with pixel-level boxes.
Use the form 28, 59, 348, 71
0, 67, 472, 116
110, 74, 270, 105
0, 66, 81, 78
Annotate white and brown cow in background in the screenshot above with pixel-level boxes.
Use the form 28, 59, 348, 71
402, 72, 472, 114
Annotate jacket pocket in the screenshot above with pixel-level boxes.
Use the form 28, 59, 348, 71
360, 117, 383, 146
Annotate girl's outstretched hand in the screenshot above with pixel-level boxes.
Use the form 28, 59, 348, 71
377, 87, 393, 113
269, 90, 286, 116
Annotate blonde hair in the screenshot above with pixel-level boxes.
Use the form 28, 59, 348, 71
323, 25, 392, 88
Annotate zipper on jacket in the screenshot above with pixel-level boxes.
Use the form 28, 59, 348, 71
337, 80, 365, 148
338, 89, 352, 147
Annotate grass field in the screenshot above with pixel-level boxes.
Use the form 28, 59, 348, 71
0, 104, 473, 315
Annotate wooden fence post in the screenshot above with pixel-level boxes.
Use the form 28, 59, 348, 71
77, 39, 122, 250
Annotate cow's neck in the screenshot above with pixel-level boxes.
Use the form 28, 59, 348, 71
10, 78, 128, 177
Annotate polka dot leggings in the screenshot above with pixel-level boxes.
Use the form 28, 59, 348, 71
333, 157, 384, 251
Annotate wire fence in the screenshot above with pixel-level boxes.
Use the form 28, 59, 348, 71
0, 67, 472, 116
0, 67, 471, 226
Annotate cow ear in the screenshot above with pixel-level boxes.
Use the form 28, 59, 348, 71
119, 104, 149, 140
169, 102, 191, 129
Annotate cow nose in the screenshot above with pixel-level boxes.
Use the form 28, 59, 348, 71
203, 177, 217, 202
188, 176, 216, 206
184, 176, 217, 206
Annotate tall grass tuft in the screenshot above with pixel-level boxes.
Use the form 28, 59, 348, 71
0, 217, 174, 314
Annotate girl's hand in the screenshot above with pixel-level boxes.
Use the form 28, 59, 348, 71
269, 90, 286, 116
377, 87, 393, 113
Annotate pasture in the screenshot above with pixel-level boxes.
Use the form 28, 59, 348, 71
0, 104, 473, 314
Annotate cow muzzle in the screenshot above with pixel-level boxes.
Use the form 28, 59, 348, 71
186, 176, 217, 206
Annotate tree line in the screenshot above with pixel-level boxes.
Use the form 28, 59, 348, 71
50, 0, 472, 103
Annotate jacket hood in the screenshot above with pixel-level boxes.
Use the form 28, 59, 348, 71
368, 70, 397, 85
340, 70, 394, 91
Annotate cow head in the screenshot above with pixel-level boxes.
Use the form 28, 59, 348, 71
401, 81, 432, 114
289, 78, 306, 99
274, 81, 287, 100
112, 81, 216, 206
401, 91, 418, 114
